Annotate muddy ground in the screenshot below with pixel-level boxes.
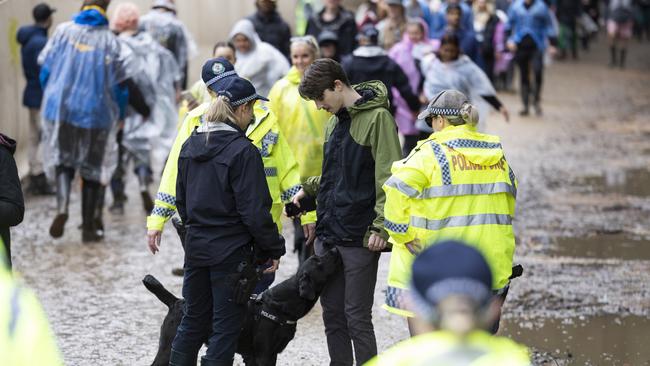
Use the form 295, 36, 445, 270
11, 37, 650, 365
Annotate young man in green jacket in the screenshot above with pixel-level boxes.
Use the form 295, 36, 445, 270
291, 59, 402, 365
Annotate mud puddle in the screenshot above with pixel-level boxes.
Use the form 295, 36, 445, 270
501, 315, 650, 365
547, 234, 650, 260
574, 168, 650, 197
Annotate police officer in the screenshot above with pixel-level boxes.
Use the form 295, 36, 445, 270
366, 240, 531, 366
0, 241, 63, 365
147, 58, 300, 289
153, 76, 286, 366
382, 90, 517, 334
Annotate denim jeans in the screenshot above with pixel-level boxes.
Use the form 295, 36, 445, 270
171, 250, 247, 363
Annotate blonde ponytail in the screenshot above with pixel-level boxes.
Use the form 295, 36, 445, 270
204, 93, 237, 123
459, 102, 479, 126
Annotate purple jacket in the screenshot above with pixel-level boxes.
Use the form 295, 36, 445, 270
388, 20, 439, 136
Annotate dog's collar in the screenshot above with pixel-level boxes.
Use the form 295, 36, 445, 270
259, 308, 297, 325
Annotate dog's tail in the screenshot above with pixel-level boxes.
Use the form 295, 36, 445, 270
142, 274, 179, 308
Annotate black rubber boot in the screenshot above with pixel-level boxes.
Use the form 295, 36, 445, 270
94, 185, 106, 240
81, 180, 102, 243
109, 176, 127, 215
49, 167, 73, 238
136, 166, 154, 213
169, 349, 198, 366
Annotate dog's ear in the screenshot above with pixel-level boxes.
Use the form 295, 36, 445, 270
143, 275, 180, 308
298, 272, 317, 300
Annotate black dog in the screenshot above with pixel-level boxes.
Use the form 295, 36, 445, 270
144, 246, 341, 366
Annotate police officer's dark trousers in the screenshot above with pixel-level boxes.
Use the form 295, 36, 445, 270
170, 249, 247, 366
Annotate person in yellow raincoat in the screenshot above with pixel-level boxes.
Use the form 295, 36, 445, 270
365, 240, 531, 366
268, 35, 330, 265
382, 90, 517, 335
0, 240, 63, 366
147, 58, 300, 287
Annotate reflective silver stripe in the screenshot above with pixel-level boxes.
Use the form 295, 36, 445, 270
264, 167, 278, 177
420, 182, 517, 198
9, 286, 20, 338
385, 286, 409, 310
410, 213, 512, 230
384, 176, 420, 197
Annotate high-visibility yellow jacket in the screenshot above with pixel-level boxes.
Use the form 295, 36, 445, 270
147, 101, 301, 232
268, 67, 329, 181
364, 330, 531, 366
0, 242, 63, 366
382, 124, 517, 316
268, 67, 329, 225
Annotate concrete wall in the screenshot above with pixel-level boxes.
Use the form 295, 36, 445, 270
0, 0, 361, 176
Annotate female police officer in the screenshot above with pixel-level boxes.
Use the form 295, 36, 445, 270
157, 75, 286, 366
382, 90, 517, 335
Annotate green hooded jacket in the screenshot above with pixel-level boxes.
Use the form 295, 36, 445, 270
303, 80, 402, 246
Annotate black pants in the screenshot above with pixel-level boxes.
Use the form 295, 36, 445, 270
515, 44, 544, 109
315, 240, 380, 366
171, 250, 248, 363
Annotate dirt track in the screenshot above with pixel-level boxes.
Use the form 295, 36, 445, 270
11, 36, 650, 365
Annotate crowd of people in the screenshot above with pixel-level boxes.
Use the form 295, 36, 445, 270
1, 0, 648, 365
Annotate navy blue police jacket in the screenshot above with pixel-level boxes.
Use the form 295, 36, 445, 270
176, 121, 285, 267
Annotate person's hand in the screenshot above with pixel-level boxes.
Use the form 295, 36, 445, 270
303, 223, 316, 246
147, 230, 162, 254
285, 188, 307, 218
548, 45, 558, 57
263, 259, 280, 274
507, 41, 517, 53
419, 93, 429, 105
405, 238, 422, 256
368, 233, 387, 252
500, 106, 510, 123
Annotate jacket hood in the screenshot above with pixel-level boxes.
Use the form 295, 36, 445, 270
438, 125, 504, 166
349, 80, 390, 113
180, 121, 243, 162
0, 133, 17, 155
229, 19, 259, 51
16, 25, 46, 45
285, 66, 302, 85
352, 45, 387, 58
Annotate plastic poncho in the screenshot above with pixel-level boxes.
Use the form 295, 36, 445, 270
228, 19, 290, 97
138, 9, 196, 72
421, 54, 496, 131
38, 7, 135, 183
268, 67, 330, 225
117, 31, 181, 163
268, 67, 329, 181
388, 19, 439, 136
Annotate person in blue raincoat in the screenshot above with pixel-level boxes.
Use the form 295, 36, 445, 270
39, 0, 149, 242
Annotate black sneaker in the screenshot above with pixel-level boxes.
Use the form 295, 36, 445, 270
171, 268, 185, 276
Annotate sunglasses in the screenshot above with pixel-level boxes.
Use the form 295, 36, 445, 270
425, 114, 439, 125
